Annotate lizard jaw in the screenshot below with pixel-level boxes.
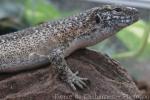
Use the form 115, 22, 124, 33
115, 15, 139, 27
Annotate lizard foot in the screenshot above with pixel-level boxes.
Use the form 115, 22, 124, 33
66, 71, 89, 91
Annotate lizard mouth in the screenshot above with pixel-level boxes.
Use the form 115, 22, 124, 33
116, 14, 139, 27
118, 7, 139, 27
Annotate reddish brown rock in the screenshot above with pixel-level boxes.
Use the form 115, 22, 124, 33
0, 49, 142, 100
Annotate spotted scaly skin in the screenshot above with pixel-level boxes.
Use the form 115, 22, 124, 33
0, 5, 139, 90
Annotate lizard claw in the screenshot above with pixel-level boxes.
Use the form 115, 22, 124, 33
66, 71, 88, 91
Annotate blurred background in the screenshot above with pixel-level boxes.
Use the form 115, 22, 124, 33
0, 0, 150, 94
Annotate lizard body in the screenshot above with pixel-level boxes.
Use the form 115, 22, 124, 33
0, 5, 139, 90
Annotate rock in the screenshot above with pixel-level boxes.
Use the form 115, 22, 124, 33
0, 49, 141, 100
135, 80, 150, 100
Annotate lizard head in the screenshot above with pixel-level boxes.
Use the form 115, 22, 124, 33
95, 6, 139, 30
93, 5, 139, 31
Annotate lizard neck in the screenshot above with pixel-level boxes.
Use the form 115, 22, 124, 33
64, 27, 116, 57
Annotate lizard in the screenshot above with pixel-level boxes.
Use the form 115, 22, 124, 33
0, 5, 139, 91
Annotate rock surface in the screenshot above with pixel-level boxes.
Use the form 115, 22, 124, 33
0, 49, 141, 100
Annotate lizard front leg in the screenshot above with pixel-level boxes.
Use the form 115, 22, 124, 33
49, 50, 88, 91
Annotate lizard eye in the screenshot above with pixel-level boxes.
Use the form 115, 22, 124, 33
95, 14, 101, 24
114, 8, 122, 12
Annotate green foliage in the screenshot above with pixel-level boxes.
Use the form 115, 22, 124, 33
117, 20, 145, 51
24, 0, 61, 25
117, 20, 150, 59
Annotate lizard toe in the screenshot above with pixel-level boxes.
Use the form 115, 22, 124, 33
70, 82, 77, 91
75, 79, 84, 89
78, 78, 87, 87
74, 71, 79, 75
